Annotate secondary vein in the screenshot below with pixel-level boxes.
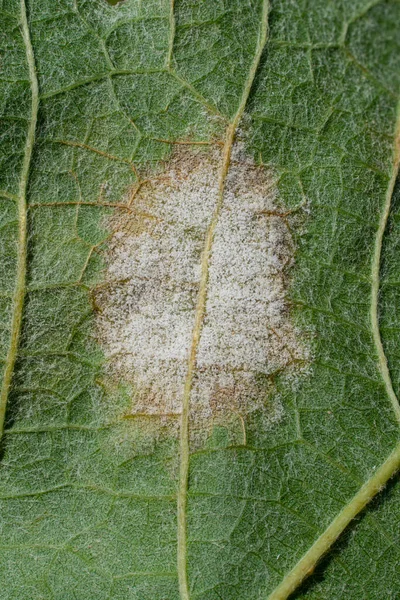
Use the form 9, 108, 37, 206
176, 2, 270, 599
0, 0, 38, 438
166, 0, 175, 69
267, 101, 400, 600
267, 441, 400, 600
371, 104, 400, 424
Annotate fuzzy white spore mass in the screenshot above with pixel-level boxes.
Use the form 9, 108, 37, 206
96, 147, 305, 425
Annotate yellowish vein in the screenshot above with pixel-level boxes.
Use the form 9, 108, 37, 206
176, 2, 270, 598
371, 111, 400, 424
267, 101, 400, 600
268, 441, 400, 600
0, 0, 38, 438
166, 0, 175, 70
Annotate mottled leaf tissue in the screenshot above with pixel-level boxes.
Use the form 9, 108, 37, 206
0, 1, 400, 599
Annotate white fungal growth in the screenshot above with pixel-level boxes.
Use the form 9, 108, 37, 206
95, 145, 306, 429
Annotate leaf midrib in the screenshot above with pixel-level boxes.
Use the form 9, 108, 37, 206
175, 1, 271, 598
0, 0, 38, 439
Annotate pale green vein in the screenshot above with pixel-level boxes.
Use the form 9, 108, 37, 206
268, 442, 400, 600
168, 69, 227, 121
176, 2, 270, 599
166, 0, 175, 69
113, 571, 177, 580
0, 483, 176, 501
0, 0, 38, 438
39, 67, 226, 122
371, 108, 400, 425
267, 103, 400, 600
0, 190, 18, 201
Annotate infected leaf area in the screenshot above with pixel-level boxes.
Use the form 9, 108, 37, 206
95, 146, 307, 434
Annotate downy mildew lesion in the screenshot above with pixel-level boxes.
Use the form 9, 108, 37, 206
94, 142, 309, 441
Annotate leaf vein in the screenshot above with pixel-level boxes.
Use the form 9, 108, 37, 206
0, 0, 39, 439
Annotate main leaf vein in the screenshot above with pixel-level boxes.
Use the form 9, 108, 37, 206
0, 0, 38, 439
176, 1, 270, 598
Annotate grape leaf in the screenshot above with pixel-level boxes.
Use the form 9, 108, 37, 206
0, 1, 400, 599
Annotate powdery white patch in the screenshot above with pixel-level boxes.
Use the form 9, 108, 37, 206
95, 146, 306, 430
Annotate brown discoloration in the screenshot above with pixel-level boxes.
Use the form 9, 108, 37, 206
94, 145, 308, 439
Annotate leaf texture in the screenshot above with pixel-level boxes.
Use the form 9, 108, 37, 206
0, 1, 400, 599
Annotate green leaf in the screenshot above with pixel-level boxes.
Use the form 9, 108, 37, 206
1, 1, 400, 599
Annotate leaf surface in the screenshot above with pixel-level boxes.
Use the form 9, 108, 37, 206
1, 1, 400, 599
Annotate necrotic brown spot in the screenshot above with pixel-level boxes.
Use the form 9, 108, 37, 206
95, 145, 307, 434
